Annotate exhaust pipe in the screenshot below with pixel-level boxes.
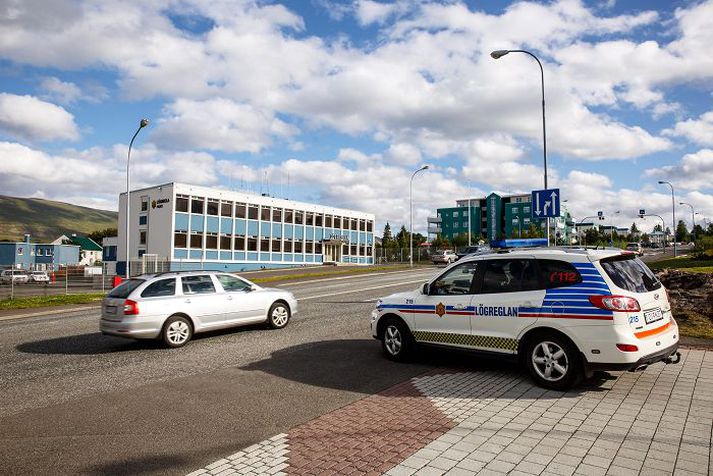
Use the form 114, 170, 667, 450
665, 352, 681, 365
632, 364, 648, 372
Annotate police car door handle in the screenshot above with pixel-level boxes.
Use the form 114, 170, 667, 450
453, 304, 467, 310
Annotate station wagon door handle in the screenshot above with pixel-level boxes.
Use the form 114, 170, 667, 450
227, 295, 233, 301
185, 299, 191, 304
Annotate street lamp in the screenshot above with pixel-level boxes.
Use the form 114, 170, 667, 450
679, 202, 695, 243
658, 181, 676, 257
609, 210, 620, 245
491, 49, 549, 246
409, 165, 429, 267
125, 118, 150, 279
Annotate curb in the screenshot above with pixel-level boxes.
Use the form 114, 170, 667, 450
0, 305, 101, 322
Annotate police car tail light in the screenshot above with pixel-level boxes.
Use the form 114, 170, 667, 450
589, 295, 640, 312
123, 299, 140, 315
616, 343, 639, 352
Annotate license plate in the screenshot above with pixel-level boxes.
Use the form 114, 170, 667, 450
105, 305, 116, 315
644, 308, 663, 325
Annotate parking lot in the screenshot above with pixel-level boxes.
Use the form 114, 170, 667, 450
0, 266, 710, 476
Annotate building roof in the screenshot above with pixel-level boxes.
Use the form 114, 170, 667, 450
70, 235, 102, 251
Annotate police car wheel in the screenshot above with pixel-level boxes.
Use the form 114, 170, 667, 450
381, 319, 412, 361
526, 335, 581, 390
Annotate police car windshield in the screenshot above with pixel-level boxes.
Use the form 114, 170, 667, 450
600, 255, 661, 293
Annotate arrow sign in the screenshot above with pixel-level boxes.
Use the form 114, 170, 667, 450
639, 209, 645, 215
531, 188, 561, 218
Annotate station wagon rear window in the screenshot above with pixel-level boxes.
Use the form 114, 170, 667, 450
108, 279, 145, 298
600, 255, 661, 293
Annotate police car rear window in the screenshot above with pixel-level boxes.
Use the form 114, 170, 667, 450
600, 255, 661, 293
538, 260, 583, 289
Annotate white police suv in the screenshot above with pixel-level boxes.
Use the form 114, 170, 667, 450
371, 248, 680, 389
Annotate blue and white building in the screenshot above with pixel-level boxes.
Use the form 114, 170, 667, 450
118, 182, 376, 273
0, 234, 80, 270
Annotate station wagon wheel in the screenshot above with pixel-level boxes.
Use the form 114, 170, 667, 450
162, 315, 193, 348
525, 334, 582, 390
268, 302, 290, 329
381, 318, 412, 362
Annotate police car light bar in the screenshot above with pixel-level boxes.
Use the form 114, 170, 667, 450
490, 238, 548, 249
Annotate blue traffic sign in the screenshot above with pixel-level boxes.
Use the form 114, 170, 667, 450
531, 188, 560, 218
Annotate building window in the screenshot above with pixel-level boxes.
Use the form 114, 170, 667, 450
334, 216, 342, 229
261, 206, 271, 221
325, 215, 333, 227
294, 241, 303, 253
141, 197, 148, 211
306, 212, 314, 226
206, 234, 218, 249
190, 233, 203, 248
285, 209, 294, 223
176, 196, 189, 213
36, 249, 43, 256
234, 235, 246, 251
191, 197, 204, 214
272, 239, 281, 252
315, 243, 322, 254
284, 241, 293, 253
17, 247, 23, 256
248, 205, 259, 220
359, 220, 366, 231
220, 201, 232, 217
315, 214, 323, 227
272, 208, 282, 222
174, 233, 187, 248
524, 218, 531, 224
512, 207, 518, 214
139, 215, 148, 225
138, 249, 146, 258
523, 206, 530, 214
351, 244, 358, 255
306, 242, 313, 254
220, 235, 231, 250
260, 238, 270, 252
247, 238, 257, 251
207, 200, 219, 216
351, 218, 358, 230
295, 211, 304, 225
235, 202, 246, 219
367, 221, 373, 232
139, 231, 147, 245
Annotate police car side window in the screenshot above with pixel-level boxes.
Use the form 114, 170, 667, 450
481, 259, 538, 293
431, 262, 479, 295
538, 260, 582, 289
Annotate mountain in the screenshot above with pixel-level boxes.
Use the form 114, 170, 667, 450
0, 195, 118, 243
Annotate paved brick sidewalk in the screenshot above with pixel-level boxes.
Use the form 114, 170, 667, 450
188, 349, 712, 475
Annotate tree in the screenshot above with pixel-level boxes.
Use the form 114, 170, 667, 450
382, 222, 393, 248
641, 233, 650, 245
87, 227, 117, 244
431, 234, 450, 249
395, 225, 409, 249
653, 223, 663, 232
452, 233, 468, 247
630, 222, 639, 235
675, 220, 690, 243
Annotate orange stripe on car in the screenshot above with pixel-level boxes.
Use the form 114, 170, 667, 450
634, 320, 673, 339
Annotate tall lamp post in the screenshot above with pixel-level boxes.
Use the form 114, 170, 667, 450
491, 49, 549, 246
658, 181, 676, 257
409, 165, 429, 267
609, 210, 620, 245
679, 202, 695, 244
125, 118, 150, 279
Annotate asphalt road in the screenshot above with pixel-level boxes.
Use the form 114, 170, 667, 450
0, 267, 456, 476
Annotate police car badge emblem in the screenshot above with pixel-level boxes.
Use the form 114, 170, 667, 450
435, 302, 446, 317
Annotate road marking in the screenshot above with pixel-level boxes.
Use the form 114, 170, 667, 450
299, 279, 426, 301
278, 268, 434, 287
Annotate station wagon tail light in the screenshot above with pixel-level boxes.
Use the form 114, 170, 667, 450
616, 343, 639, 352
589, 295, 640, 312
123, 299, 139, 315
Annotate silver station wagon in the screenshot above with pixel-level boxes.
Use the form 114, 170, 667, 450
101, 271, 297, 347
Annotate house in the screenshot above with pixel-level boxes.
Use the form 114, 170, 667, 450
54, 234, 103, 265
0, 234, 80, 270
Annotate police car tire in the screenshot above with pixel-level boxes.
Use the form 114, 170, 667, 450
381, 318, 412, 362
525, 334, 582, 390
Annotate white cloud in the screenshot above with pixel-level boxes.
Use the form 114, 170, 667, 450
644, 149, 713, 191
355, 1, 409, 26
664, 111, 713, 147
386, 142, 422, 165
152, 98, 299, 153
0, 93, 79, 141
39, 76, 108, 105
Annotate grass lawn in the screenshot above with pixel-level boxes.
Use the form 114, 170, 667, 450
649, 257, 713, 271
0, 293, 106, 311
675, 309, 713, 340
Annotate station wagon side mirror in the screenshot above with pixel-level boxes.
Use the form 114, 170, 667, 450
422, 282, 430, 295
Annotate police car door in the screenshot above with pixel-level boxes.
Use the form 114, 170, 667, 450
470, 258, 544, 354
413, 261, 480, 346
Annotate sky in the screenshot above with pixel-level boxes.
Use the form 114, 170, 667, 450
2, 0, 713, 236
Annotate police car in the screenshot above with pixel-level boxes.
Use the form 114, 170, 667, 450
370, 247, 680, 390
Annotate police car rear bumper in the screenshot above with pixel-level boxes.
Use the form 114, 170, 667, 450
584, 342, 680, 373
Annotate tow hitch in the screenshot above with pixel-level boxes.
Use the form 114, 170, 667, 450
665, 351, 681, 365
